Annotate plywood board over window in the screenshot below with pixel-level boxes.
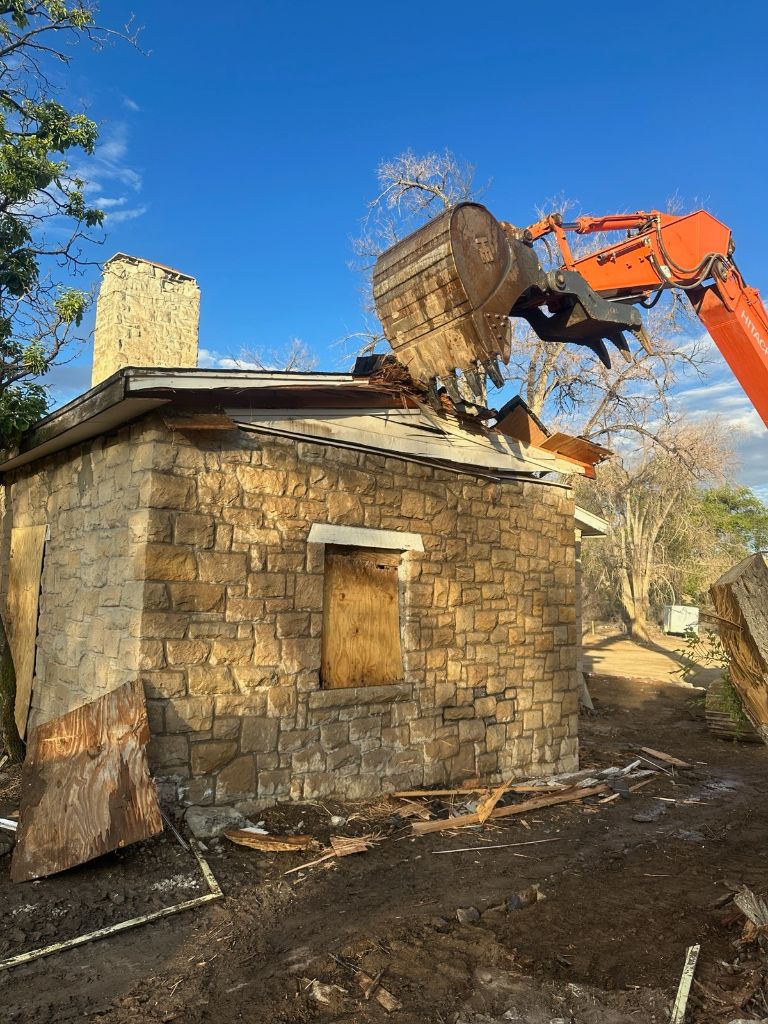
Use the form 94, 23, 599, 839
6, 525, 47, 739
321, 546, 404, 688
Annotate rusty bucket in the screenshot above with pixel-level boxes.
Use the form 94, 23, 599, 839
372, 202, 542, 386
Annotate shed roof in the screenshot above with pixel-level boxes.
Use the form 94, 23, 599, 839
0, 366, 599, 482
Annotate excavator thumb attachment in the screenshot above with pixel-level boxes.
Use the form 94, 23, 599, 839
372, 202, 649, 390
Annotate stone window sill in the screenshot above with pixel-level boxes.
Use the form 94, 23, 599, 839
308, 683, 412, 708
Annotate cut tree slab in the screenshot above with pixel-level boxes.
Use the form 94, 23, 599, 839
710, 553, 768, 745
11, 679, 162, 883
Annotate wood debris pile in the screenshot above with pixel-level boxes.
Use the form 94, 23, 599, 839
388, 746, 691, 836
690, 885, 768, 1020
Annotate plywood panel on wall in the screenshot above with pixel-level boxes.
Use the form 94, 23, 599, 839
6, 525, 47, 738
321, 547, 403, 688
11, 679, 163, 883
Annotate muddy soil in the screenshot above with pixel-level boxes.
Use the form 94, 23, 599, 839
1, 673, 767, 1023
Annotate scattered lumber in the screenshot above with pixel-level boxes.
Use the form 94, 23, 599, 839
710, 553, 768, 745
393, 799, 433, 821
330, 835, 375, 857
475, 781, 510, 824
0, 839, 221, 972
224, 830, 316, 852
411, 784, 609, 835
391, 787, 488, 798
599, 776, 658, 804
284, 834, 376, 875
356, 970, 402, 1012
11, 679, 162, 883
670, 944, 700, 1024
638, 747, 692, 769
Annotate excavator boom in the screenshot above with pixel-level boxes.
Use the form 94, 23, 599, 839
372, 203, 768, 428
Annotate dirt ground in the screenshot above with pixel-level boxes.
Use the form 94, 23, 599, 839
1, 663, 768, 1023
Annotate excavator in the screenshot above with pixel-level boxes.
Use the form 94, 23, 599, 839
372, 202, 768, 429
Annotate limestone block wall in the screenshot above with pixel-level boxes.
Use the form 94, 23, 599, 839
139, 421, 579, 813
1, 421, 155, 729
92, 255, 200, 387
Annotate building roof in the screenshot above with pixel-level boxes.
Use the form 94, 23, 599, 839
574, 505, 609, 537
0, 367, 599, 482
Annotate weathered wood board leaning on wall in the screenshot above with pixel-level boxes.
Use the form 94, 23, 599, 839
11, 679, 163, 883
6, 524, 48, 739
710, 552, 768, 745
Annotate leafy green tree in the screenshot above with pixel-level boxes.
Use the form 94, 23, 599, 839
0, 1, 136, 758
696, 486, 768, 554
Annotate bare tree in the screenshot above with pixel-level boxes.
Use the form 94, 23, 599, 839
347, 150, 479, 360
353, 149, 478, 264
226, 337, 317, 372
576, 421, 734, 641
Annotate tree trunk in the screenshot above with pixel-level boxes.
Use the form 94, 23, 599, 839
710, 553, 768, 743
0, 613, 24, 762
618, 563, 655, 643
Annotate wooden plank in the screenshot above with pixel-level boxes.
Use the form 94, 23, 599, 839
6, 525, 47, 739
10, 679, 162, 883
357, 970, 402, 1013
476, 781, 510, 823
223, 830, 316, 852
495, 397, 550, 446
162, 413, 237, 430
411, 784, 609, 835
638, 747, 692, 769
0, 839, 220, 972
321, 547, 403, 688
670, 944, 700, 1024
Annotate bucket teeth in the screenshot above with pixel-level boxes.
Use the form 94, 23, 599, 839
483, 357, 505, 389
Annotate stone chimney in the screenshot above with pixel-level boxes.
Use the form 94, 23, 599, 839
91, 253, 200, 387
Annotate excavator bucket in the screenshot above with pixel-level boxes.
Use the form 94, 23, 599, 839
372, 202, 545, 389
372, 201, 647, 393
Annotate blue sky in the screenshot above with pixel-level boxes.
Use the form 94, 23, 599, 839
48, 0, 766, 494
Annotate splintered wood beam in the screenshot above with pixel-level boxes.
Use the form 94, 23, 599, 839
224, 830, 316, 852
411, 784, 609, 834
6, 524, 47, 739
10, 679, 163, 883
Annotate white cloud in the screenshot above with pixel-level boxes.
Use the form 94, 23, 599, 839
71, 122, 146, 225
106, 205, 148, 225
197, 348, 262, 371
673, 344, 767, 498
121, 96, 141, 113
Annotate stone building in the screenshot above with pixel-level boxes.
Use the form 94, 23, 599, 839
0, 255, 607, 813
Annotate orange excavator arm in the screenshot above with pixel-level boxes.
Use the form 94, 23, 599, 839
372, 201, 768, 428
526, 209, 768, 429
